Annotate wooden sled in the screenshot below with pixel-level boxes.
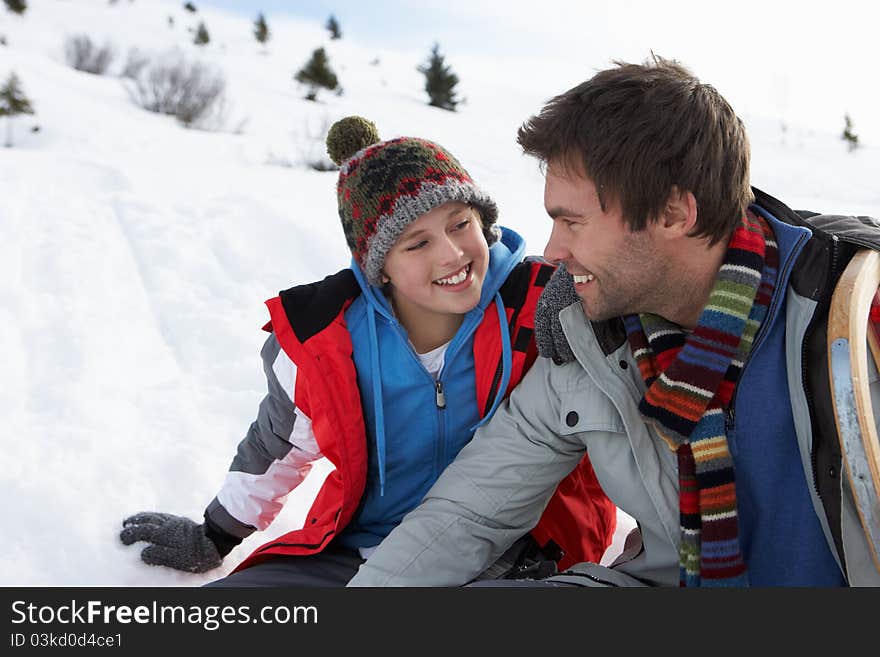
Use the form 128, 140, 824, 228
828, 248, 880, 573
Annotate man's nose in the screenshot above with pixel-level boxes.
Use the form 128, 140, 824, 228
543, 224, 568, 264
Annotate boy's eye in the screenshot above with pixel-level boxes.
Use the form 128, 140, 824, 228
405, 240, 428, 251
453, 218, 471, 231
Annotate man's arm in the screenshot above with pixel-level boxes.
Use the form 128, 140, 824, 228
348, 357, 588, 586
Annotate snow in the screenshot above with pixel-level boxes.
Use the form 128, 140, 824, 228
1, 0, 878, 586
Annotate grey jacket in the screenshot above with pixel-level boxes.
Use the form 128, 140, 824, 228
348, 190, 880, 587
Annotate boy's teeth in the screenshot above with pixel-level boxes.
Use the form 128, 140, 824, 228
436, 265, 468, 286
573, 274, 595, 284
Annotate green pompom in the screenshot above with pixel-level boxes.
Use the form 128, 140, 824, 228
326, 116, 381, 165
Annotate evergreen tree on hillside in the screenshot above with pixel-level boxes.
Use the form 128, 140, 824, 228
842, 114, 860, 152
183, 2, 197, 12
0, 72, 35, 147
193, 21, 210, 46
418, 43, 459, 111
4, 0, 28, 15
254, 12, 270, 44
325, 14, 341, 39
294, 47, 339, 101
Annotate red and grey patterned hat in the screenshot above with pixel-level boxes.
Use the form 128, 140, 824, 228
326, 116, 500, 285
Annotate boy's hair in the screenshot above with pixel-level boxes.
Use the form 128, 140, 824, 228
517, 55, 752, 245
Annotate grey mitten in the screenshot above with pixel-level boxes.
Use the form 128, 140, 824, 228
120, 512, 222, 573
534, 266, 579, 365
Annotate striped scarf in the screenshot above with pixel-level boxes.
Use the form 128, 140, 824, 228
623, 210, 778, 587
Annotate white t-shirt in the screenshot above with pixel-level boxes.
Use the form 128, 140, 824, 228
415, 341, 449, 380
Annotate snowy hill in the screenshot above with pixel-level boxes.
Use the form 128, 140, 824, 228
1, 0, 878, 586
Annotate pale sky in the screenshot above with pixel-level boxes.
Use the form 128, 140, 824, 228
199, 0, 880, 145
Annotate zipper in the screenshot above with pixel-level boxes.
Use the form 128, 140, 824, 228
829, 234, 880, 252
435, 380, 447, 476
483, 357, 504, 417
806, 234, 841, 496
435, 380, 446, 409
723, 406, 737, 455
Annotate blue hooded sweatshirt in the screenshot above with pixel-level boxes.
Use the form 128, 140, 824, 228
337, 226, 525, 551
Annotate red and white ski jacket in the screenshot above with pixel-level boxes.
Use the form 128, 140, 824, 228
205, 260, 616, 573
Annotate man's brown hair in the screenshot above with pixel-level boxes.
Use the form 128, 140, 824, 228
517, 56, 752, 244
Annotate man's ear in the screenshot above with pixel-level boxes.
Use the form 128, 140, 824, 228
658, 186, 698, 239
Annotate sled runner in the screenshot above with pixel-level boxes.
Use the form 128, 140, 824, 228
828, 248, 880, 571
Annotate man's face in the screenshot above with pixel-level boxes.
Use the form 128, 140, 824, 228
542, 162, 669, 321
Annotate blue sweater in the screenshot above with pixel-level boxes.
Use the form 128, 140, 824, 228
732, 206, 845, 585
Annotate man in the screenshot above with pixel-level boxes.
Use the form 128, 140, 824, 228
348, 56, 880, 586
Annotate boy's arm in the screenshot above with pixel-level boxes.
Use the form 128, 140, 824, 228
348, 356, 587, 586
121, 333, 323, 572
206, 332, 324, 542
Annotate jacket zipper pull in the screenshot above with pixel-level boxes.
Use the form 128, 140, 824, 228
724, 406, 735, 430
435, 380, 446, 409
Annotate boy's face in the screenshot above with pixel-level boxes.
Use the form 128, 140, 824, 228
382, 201, 490, 320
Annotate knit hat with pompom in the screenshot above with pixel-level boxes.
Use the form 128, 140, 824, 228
326, 116, 500, 286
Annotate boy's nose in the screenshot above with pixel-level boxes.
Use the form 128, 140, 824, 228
438, 236, 465, 263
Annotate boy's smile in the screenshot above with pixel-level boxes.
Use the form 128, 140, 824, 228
433, 263, 472, 288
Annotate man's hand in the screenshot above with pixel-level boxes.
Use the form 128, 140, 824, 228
120, 512, 222, 573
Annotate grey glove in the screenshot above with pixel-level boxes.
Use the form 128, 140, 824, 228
120, 512, 222, 573
534, 266, 579, 365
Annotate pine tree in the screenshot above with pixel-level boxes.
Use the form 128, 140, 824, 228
183, 2, 197, 12
842, 114, 859, 152
193, 21, 210, 46
294, 47, 339, 101
325, 14, 341, 39
418, 43, 459, 111
253, 12, 270, 44
0, 72, 35, 147
3, 0, 28, 15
